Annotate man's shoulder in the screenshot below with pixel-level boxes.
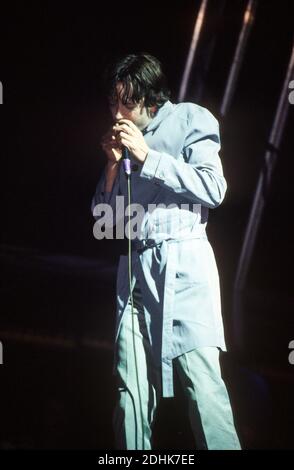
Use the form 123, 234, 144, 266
172, 101, 219, 126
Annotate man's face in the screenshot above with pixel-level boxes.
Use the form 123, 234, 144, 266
109, 82, 153, 131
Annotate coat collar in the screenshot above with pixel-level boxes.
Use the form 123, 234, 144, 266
143, 100, 174, 135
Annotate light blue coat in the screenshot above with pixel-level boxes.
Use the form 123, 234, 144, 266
92, 101, 227, 397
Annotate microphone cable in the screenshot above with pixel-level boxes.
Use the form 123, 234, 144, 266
123, 147, 145, 450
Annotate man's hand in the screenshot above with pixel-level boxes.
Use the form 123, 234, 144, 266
113, 119, 149, 163
101, 128, 122, 164
100, 128, 122, 192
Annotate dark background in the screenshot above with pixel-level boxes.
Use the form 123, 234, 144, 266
1, 0, 293, 450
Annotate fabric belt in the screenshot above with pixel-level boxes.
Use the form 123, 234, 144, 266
120, 226, 207, 256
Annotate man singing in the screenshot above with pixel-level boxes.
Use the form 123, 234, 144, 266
92, 52, 241, 450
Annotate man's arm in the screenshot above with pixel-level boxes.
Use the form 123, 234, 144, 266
91, 126, 123, 218
91, 161, 121, 219
105, 161, 120, 193
140, 107, 227, 209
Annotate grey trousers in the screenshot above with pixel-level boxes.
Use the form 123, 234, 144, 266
113, 282, 241, 450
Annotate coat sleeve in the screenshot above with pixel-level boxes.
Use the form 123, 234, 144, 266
139, 107, 227, 208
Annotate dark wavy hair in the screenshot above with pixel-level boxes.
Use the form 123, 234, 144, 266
103, 53, 171, 109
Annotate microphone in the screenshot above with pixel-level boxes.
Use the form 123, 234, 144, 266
122, 146, 131, 176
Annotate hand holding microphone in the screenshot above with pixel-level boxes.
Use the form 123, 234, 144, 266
101, 128, 122, 164
102, 123, 132, 175
113, 119, 149, 164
